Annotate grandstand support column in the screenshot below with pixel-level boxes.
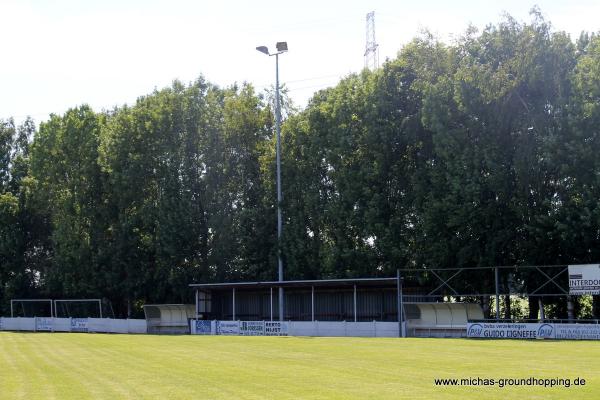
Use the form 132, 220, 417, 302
495, 267, 500, 321
195, 289, 199, 318
10, 301, 13, 318
311, 286, 315, 321
538, 298, 545, 321
397, 269, 405, 338
270, 287, 273, 321
353, 285, 357, 322
232, 288, 236, 321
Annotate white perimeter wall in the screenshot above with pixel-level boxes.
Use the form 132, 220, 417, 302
288, 321, 399, 337
0, 317, 147, 334
0, 317, 399, 337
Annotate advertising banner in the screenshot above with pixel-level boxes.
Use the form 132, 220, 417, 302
216, 320, 240, 335
569, 264, 600, 295
35, 317, 53, 332
70, 318, 89, 332
240, 321, 265, 336
468, 322, 600, 340
211, 320, 289, 336
193, 320, 213, 335
265, 321, 289, 336
554, 324, 600, 340
467, 323, 553, 339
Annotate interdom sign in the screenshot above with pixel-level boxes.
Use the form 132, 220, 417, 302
467, 322, 600, 340
569, 264, 600, 295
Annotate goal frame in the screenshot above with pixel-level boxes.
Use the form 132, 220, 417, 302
53, 299, 103, 319
10, 299, 54, 318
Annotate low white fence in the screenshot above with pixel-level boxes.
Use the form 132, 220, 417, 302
408, 324, 467, 338
0, 317, 146, 334
191, 320, 401, 337
1, 317, 399, 337
289, 321, 399, 337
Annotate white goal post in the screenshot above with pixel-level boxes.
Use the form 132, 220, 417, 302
10, 299, 54, 317
54, 299, 103, 318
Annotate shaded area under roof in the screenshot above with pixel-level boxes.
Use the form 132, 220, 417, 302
189, 277, 398, 290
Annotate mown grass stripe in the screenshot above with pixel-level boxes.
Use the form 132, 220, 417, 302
1, 332, 599, 399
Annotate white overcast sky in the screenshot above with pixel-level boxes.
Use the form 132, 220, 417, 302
1, 0, 599, 124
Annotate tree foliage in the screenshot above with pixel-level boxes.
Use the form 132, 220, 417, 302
1, 12, 599, 318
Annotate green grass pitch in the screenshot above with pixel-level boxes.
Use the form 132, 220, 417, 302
1, 332, 599, 399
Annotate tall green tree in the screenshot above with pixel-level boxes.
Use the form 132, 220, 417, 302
31, 107, 107, 300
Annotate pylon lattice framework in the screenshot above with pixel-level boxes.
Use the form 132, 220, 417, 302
364, 11, 379, 70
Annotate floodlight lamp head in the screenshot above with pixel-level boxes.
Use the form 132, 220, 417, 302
256, 46, 269, 55
276, 42, 288, 52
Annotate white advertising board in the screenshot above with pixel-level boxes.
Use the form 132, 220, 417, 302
265, 321, 288, 336
216, 320, 240, 335
35, 317, 53, 332
192, 320, 213, 335
70, 318, 88, 332
569, 264, 600, 295
467, 323, 553, 339
467, 322, 600, 340
554, 324, 600, 340
212, 321, 289, 336
240, 321, 265, 336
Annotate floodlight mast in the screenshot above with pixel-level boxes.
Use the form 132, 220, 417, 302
256, 42, 287, 321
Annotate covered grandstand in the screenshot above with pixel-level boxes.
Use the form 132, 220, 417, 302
189, 276, 482, 337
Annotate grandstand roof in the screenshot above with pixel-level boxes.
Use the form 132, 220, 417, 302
189, 277, 398, 290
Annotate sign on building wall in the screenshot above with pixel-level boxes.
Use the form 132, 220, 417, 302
569, 264, 600, 295
467, 322, 600, 340
35, 317, 53, 331
70, 318, 88, 332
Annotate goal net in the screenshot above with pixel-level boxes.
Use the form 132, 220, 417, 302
54, 299, 103, 318
10, 299, 53, 317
